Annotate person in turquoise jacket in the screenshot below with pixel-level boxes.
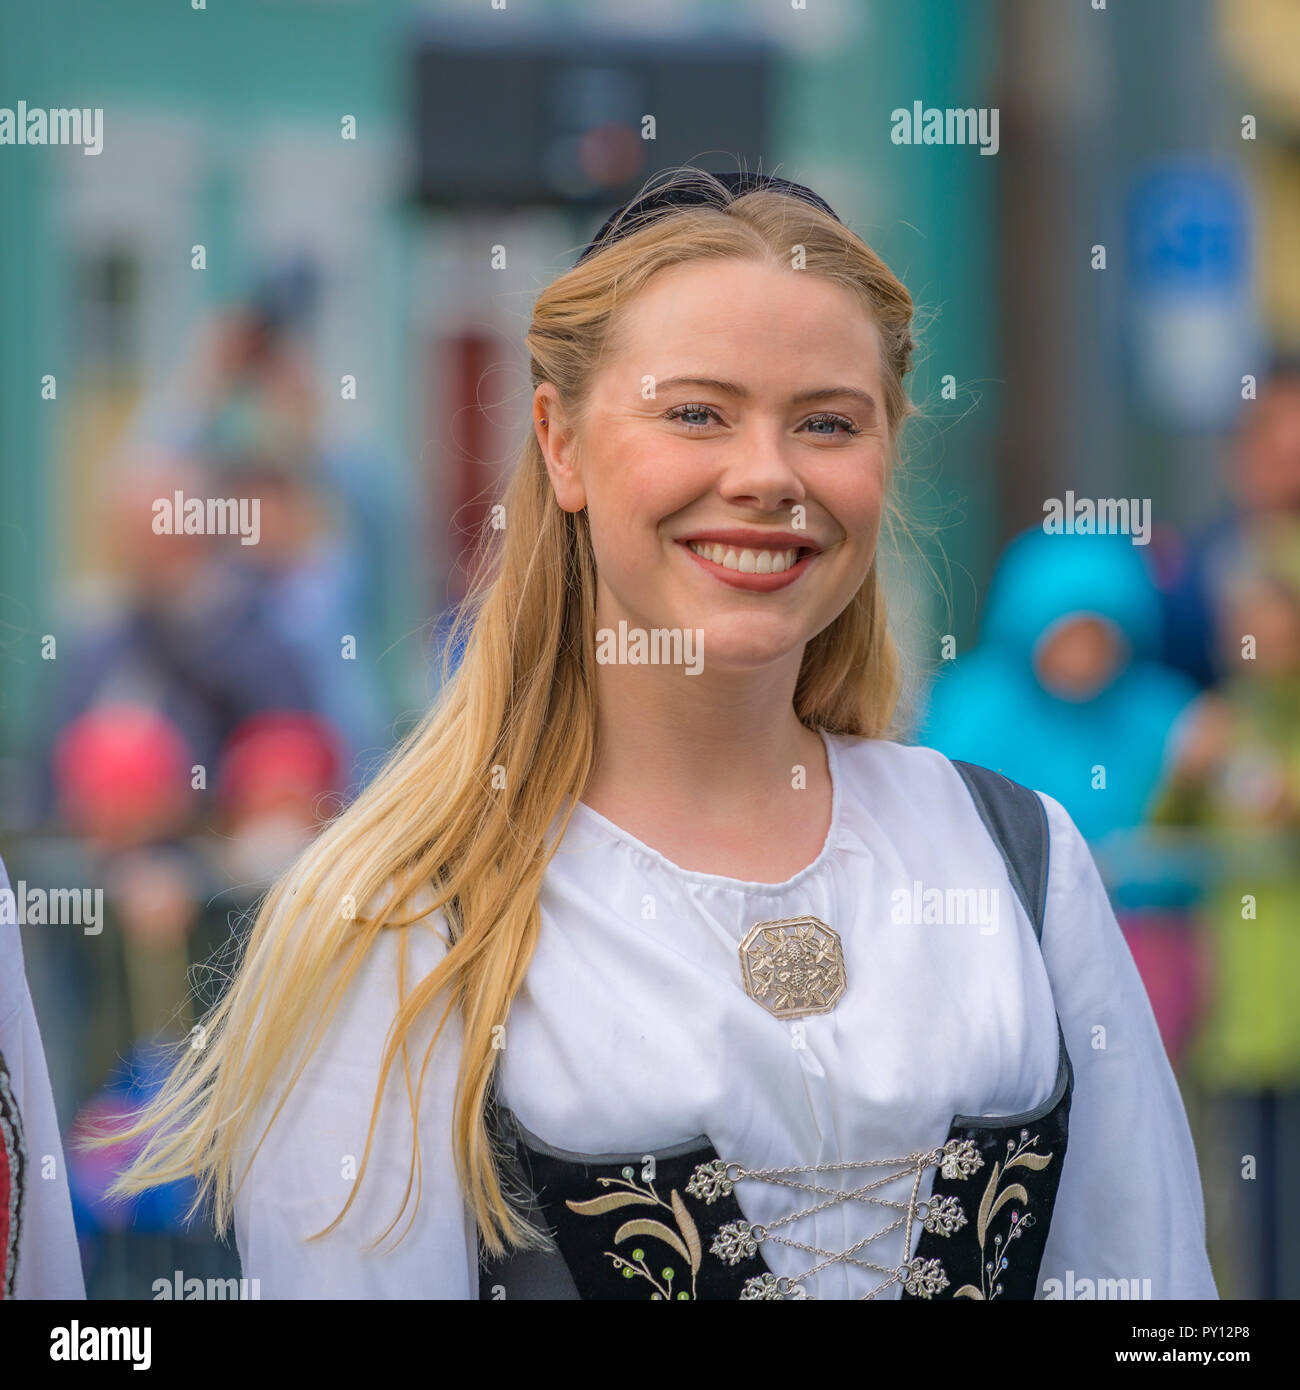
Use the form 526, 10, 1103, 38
918, 525, 1203, 841
916, 526, 1210, 1065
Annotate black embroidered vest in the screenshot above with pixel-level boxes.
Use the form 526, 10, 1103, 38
479, 760, 1073, 1300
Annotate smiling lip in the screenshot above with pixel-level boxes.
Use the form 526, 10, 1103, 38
675, 529, 824, 592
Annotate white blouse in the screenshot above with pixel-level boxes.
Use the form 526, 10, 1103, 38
234, 734, 1218, 1299
0, 856, 87, 1299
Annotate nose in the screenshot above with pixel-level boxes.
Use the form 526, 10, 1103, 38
715, 421, 808, 512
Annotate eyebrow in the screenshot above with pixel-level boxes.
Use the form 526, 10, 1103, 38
654, 376, 878, 414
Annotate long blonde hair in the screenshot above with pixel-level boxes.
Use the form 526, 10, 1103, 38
95, 168, 919, 1258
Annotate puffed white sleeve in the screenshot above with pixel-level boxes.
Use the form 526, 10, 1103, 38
0, 858, 87, 1298
233, 900, 478, 1298
1034, 793, 1218, 1298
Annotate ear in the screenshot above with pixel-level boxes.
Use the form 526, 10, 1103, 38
533, 383, 586, 513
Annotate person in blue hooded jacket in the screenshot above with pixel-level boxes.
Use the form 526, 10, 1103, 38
916, 527, 1215, 1066
918, 526, 1205, 844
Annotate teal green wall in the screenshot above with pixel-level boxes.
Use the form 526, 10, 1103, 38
0, 0, 406, 750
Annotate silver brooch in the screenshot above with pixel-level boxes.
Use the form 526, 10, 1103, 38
739, 916, 846, 1019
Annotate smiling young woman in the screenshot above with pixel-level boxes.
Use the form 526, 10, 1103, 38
96, 168, 1216, 1301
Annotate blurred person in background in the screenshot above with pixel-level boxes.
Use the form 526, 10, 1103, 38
145, 257, 398, 792
22, 448, 319, 1120
17, 259, 389, 1295
1160, 357, 1300, 691
203, 442, 390, 799
917, 527, 1213, 1067
53, 703, 202, 1051
56, 705, 347, 1297
1151, 518, 1300, 1300
26, 443, 332, 1294
210, 710, 345, 892
51, 703, 216, 1298
36, 452, 318, 806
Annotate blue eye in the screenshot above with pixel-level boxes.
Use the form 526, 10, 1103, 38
664, 404, 720, 429
803, 413, 859, 436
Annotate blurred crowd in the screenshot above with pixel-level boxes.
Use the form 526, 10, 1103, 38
7, 262, 397, 1297
919, 360, 1300, 1301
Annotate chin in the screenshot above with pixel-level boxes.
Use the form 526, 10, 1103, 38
690, 619, 810, 674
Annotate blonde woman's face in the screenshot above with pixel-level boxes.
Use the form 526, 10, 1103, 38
537, 256, 889, 674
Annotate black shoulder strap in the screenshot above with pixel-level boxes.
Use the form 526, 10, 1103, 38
947, 758, 1073, 1140
949, 760, 1050, 943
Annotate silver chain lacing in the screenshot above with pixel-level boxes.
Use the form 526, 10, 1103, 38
686, 1138, 985, 1300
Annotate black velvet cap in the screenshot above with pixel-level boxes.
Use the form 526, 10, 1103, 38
575, 169, 844, 266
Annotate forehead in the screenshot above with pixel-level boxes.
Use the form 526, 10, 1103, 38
598, 257, 883, 394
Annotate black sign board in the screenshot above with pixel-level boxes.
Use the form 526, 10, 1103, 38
411, 24, 772, 209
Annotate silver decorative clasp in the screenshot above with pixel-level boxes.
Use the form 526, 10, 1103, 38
739, 916, 846, 1019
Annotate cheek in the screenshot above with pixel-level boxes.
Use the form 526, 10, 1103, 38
580, 452, 671, 581
586, 432, 701, 541
821, 455, 887, 540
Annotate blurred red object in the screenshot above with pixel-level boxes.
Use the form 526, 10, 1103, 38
1118, 908, 1210, 1068
53, 705, 193, 846
216, 710, 344, 821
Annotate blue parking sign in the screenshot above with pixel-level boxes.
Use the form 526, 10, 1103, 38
1129, 165, 1248, 292
1126, 162, 1255, 430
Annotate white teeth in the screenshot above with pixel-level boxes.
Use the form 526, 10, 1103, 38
687, 542, 802, 574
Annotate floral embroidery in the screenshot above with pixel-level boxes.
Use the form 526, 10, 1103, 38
952, 1129, 1054, 1300
565, 1164, 703, 1300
